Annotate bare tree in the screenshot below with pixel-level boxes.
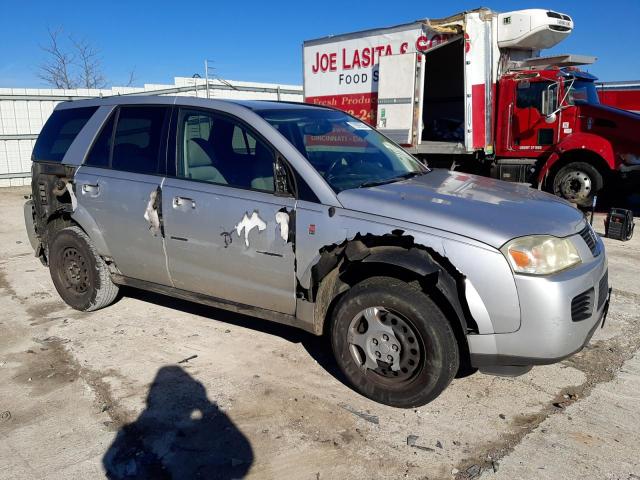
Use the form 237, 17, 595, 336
38, 28, 77, 89
71, 37, 106, 89
39, 27, 134, 90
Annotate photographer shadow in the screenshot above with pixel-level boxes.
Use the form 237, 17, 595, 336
103, 366, 253, 479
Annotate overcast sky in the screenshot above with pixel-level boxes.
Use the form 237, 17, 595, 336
1, 0, 638, 88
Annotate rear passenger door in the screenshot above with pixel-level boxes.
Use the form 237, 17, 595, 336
75, 105, 172, 285
162, 108, 296, 314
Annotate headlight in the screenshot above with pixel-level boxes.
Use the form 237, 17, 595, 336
501, 235, 581, 275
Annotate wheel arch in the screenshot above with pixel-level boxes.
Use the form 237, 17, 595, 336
69, 203, 113, 258
538, 132, 616, 186
307, 236, 478, 368
544, 149, 611, 186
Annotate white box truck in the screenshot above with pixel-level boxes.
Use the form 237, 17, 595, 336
303, 8, 640, 206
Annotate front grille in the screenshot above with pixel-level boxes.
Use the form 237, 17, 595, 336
572, 288, 594, 322
579, 224, 600, 256
547, 11, 571, 21
598, 270, 609, 309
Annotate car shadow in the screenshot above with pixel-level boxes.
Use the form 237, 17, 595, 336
103, 365, 253, 479
122, 288, 346, 384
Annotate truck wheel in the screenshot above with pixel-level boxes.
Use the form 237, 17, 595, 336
48, 226, 119, 312
552, 162, 604, 207
330, 276, 459, 408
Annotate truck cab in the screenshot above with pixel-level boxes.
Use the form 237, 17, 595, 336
495, 67, 640, 206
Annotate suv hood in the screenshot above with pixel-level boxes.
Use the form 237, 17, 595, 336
337, 169, 586, 248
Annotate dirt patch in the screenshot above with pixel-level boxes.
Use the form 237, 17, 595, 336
79, 367, 136, 430
7, 335, 135, 431
0, 268, 17, 297
9, 337, 80, 396
453, 295, 640, 479
25, 301, 68, 322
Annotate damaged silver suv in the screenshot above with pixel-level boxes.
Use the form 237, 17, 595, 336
24, 97, 610, 407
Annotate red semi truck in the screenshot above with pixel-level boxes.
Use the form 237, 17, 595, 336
303, 8, 640, 206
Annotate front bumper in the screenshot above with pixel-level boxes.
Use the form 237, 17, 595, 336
23, 199, 40, 253
467, 245, 609, 369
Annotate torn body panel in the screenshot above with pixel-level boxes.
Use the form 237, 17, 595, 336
28, 162, 79, 261
143, 187, 163, 237
275, 209, 292, 243
294, 201, 520, 336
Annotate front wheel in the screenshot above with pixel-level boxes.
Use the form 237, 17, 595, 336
330, 276, 459, 408
552, 162, 604, 207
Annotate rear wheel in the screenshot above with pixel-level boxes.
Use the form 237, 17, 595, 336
330, 276, 459, 408
49, 226, 119, 311
552, 161, 604, 207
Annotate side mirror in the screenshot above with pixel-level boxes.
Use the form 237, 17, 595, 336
545, 112, 557, 124
541, 82, 559, 116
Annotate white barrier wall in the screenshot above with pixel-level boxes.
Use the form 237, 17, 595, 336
0, 78, 303, 186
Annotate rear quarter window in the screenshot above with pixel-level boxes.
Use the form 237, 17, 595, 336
32, 107, 98, 162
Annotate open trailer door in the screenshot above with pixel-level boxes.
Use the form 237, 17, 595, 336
376, 53, 420, 146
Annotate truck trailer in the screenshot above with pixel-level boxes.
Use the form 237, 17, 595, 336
597, 81, 640, 113
303, 8, 640, 206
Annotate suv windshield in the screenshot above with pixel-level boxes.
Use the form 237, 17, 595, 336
254, 108, 427, 192
567, 79, 600, 105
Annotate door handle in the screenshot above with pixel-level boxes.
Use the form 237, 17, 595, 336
82, 183, 100, 195
173, 196, 196, 209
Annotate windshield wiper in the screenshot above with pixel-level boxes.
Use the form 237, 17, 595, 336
359, 170, 424, 188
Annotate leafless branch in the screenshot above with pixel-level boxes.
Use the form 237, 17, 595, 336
71, 36, 106, 89
125, 68, 137, 87
37, 28, 77, 89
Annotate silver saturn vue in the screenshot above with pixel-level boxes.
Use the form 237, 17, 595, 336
24, 96, 610, 407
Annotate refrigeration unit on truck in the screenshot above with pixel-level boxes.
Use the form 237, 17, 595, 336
303, 8, 640, 206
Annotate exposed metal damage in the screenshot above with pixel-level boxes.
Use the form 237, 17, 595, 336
143, 188, 162, 236
235, 210, 267, 247
296, 229, 477, 339
65, 182, 78, 211
275, 210, 290, 242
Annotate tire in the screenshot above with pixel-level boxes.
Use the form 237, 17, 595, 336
552, 162, 604, 208
48, 226, 119, 311
330, 276, 459, 408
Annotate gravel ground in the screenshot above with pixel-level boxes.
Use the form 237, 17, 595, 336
0, 186, 638, 480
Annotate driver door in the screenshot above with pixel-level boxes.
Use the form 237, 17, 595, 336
510, 80, 559, 153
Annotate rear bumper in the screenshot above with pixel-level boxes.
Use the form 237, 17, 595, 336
467, 248, 609, 371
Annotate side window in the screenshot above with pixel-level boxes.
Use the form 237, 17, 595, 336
231, 126, 257, 154
178, 109, 275, 192
32, 107, 98, 162
85, 113, 115, 167
516, 81, 551, 112
111, 106, 167, 174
